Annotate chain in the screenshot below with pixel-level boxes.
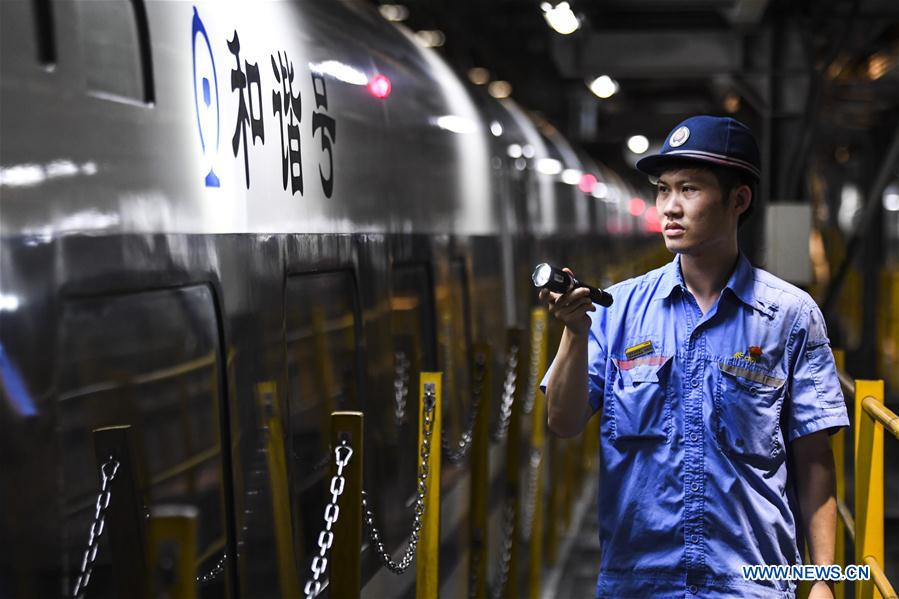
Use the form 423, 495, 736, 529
362, 385, 436, 574
519, 447, 542, 543
489, 502, 516, 599
72, 457, 120, 599
522, 319, 545, 415
491, 345, 519, 442
304, 439, 354, 599
394, 351, 410, 425
197, 552, 227, 585
442, 351, 487, 464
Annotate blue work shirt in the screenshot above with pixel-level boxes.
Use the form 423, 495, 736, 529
541, 253, 849, 598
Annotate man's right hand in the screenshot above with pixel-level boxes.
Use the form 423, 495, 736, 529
538, 267, 596, 336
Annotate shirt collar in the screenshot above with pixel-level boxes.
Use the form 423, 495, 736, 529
653, 252, 756, 309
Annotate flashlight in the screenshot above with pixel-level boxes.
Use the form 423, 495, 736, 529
532, 263, 613, 307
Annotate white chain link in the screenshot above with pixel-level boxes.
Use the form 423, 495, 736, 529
489, 502, 516, 599
492, 345, 519, 442
72, 456, 120, 599
522, 319, 545, 415
443, 351, 487, 464
519, 447, 542, 543
362, 384, 436, 574
394, 351, 410, 424
304, 439, 354, 599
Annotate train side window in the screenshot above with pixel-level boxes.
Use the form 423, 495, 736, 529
372, 262, 437, 549
55, 285, 229, 597
74, 0, 155, 103
284, 270, 359, 565
439, 257, 474, 459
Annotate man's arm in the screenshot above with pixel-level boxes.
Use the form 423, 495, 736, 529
545, 326, 593, 437
539, 272, 596, 438
793, 429, 838, 599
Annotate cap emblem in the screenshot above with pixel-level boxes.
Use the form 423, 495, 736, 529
669, 126, 690, 147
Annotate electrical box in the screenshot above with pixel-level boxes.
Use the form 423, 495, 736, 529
764, 202, 813, 286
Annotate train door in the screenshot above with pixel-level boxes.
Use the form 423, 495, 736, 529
54, 285, 231, 598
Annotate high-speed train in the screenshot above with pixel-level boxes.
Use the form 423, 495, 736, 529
0, 1, 657, 596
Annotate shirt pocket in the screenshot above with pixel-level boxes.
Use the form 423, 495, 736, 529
609, 355, 673, 444
714, 361, 787, 464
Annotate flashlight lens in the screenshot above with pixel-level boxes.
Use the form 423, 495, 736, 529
532, 263, 552, 287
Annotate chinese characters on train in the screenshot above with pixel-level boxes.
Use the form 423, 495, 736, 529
226, 29, 337, 197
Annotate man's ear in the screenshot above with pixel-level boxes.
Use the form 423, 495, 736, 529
732, 184, 752, 217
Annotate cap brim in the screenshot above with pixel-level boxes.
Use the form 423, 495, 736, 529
635, 152, 760, 180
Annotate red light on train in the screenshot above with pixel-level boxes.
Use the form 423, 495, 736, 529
368, 74, 392, 99
644, 206, 662, 232
578, 173, 597, 193
628, 197, 646, 216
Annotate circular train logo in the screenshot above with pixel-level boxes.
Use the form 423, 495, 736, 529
192, 7, 221, 187
669, 126, 690, 148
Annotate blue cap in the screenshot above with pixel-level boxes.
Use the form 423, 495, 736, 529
635, 115, 761, 180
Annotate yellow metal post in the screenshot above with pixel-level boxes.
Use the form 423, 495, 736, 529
854, 379, 885, 599
330, 411, 363, 599
254, 382, 301, 598
833, 350, 847, 599
503, 329, 525, 599
469, 345, 491, 599
417, 373, 443, 599
147, 506, 199, 599
527, 308, 549, 599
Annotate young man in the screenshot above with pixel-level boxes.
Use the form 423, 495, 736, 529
540, 116, 849, 598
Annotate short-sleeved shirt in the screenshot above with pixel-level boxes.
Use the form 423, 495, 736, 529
540, 253, 849, 598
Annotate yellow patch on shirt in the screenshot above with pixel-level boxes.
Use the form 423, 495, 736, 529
625, 340, 654, 360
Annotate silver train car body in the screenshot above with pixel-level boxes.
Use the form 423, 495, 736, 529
0, 1, 651, 596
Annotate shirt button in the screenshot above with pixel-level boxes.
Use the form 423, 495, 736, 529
691, 378, 700, 388
691, 482, 699, 491
691, 534, 699, 543
690, 432, 699, 442
688, 584, 699, 594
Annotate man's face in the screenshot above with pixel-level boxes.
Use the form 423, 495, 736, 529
655, 168, 740, 256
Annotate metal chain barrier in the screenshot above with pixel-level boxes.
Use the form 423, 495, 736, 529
522, 318, 545, 416
362, 387, 436, 574
394, 351, 410, 425
491, 344, 519, 442
519, 447, 542, 543
197, 552, 227, 585
489, 502, 516, 599
72, 456, 121, 599
304, 438, 354, 599
442, 351, 487, 464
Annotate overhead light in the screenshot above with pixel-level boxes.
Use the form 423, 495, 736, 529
507, 144, 523, 158
588, 75, 618, 99
522, 144, 535, 158
415, 30, 445, 48
723, 92, 741, 114
0, 294, 19, 312
579, 173, 597, 193
468, 67, 490, 85
490, 121, 503, 136
629, 197, 647, 217
379, 4, 409, 22
627, 135, 649, 155
867, 51, 894, 81
536, 158, 562, 175
884, 184, 899, 212
592, 181, 609, 199
541, 2, 580, 35
561, 169, 581, 185
488, 80, 512, 99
